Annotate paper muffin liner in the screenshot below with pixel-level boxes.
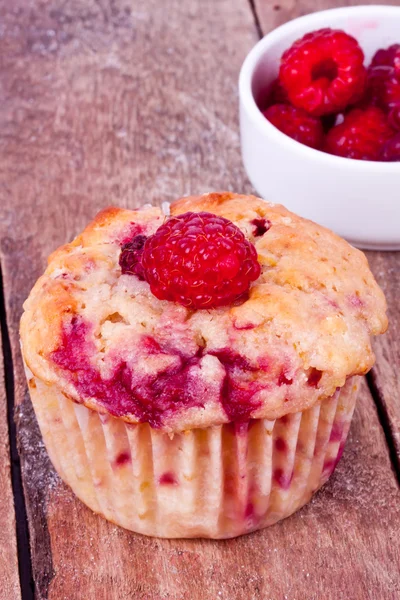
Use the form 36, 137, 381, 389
26, 374, 359, 539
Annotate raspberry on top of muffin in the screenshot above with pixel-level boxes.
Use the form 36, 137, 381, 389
21, 193, 387, 432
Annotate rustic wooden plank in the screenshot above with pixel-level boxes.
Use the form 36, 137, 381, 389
0, 321, 22, 599
366, 252, 400, 470
13, 380, 400, 600
0, 0, 399, 599
0, 0, 256, 597
253, 0, 400, 470
253, 0, 399, 34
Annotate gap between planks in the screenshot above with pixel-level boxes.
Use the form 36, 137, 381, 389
366, 371, 400, 484
0, 261, 35, 599
247, 0, 263, 39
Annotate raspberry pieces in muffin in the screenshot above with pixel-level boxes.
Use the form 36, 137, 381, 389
21, 193, 387, 433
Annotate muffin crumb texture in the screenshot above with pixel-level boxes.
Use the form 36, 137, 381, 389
20, 193, 387, 432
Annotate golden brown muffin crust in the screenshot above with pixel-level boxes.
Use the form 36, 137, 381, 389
20, 193, 387, 431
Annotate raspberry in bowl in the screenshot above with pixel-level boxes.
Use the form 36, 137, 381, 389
20, 192, 387, 538
239, 5, 400, 249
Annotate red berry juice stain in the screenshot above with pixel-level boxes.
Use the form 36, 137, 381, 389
114, 452, 131, 467
209, 349, 262, 421
251, 218, 271, 237
159, 472, 178, 485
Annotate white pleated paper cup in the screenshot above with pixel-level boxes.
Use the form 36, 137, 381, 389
26, 374, 359, 539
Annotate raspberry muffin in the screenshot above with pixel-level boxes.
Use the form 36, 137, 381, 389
20, 192, 387, 538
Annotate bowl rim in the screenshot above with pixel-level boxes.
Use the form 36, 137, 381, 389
239, 4, 400, 171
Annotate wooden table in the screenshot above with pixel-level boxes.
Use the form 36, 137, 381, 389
0, 1, 399, 598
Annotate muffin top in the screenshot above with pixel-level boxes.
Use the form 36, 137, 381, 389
20, 192, 387, 432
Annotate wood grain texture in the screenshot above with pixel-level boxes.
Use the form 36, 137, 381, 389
366, 252, 400, 469
0, 333, 21, 599
0, 0, 256, 596
0, 0, 399, 598
253, 0, 399, 34
254, 0, 400, 471
13, 382, 400, 600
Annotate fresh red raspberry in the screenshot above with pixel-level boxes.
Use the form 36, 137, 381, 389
266, 78, 289, 106
279, 28, 367, 116
379, 133, 400, 162
371, 44, 400, 73
364, 46, 400, 112
137, 212, 261, 309
388, 105, 400, 130
119, 234, 147, 280
325, 107, 394, 160
364, 66, 390, 107
263, 103, 324, 149
366, 65, 400, 112
379, 71, 400, 110
260, 79, 288, 113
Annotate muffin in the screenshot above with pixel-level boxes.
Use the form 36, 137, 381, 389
20, 192, 387, 538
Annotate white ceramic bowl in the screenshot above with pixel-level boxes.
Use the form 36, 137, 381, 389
239, 5, 400, 250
